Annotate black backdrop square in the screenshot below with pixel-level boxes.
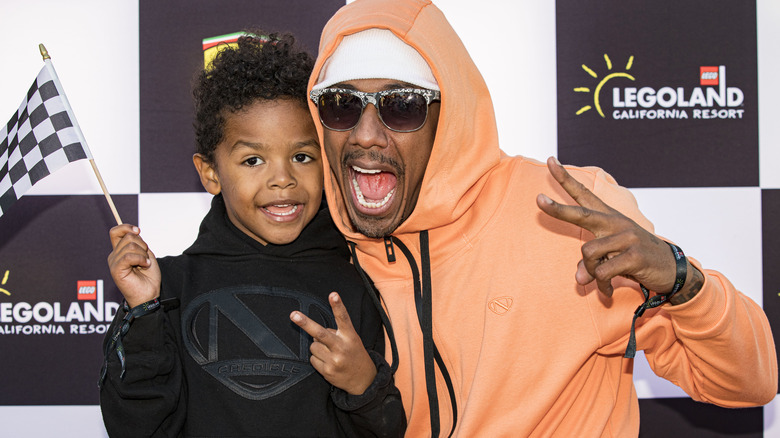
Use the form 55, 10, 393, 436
139, 0, 344, 193
638, 398, 763, 437
0, 195, 136, 405
555, 0, 758, 188
762, 188, 780, 395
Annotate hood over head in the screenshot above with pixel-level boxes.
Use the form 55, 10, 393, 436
313, 28, 439, 91
309, 0, 501, 240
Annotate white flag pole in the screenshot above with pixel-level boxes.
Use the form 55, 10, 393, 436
38, 44, 122, 226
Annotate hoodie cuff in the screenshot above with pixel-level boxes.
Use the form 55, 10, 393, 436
661, 257, 729, 335
331, 350, 393, 412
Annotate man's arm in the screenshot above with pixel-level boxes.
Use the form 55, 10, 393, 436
537, 156, 777, 406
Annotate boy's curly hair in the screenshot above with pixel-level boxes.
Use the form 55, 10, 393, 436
193, 31, 314, 163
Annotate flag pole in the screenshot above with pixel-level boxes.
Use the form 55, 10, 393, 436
38, 44, 123, 226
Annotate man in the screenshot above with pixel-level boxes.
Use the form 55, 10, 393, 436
307, 0, 778, 436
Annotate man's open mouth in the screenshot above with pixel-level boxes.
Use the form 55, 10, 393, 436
350, 165, 397, 209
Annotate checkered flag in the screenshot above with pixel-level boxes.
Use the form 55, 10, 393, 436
0, 47, 119, 224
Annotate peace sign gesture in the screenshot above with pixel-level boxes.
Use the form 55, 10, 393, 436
290, 292, 377, 395
536, 157, 701, 303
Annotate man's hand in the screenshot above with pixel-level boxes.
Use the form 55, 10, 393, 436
108, 224, 161, 308
290, 292, 377, 395
536, 157, 702, 303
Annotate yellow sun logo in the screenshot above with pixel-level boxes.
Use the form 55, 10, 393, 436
1, 270, 10, 296
575, 54, 636, 118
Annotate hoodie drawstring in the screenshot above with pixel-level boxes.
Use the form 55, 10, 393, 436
349, 241, 399, 374
390, 232, 458, 438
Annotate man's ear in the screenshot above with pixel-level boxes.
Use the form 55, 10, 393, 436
193, 153, 221, 195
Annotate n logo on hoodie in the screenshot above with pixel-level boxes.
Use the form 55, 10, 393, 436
181, 285, 334, 400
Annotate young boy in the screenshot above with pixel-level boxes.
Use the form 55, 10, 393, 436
99, 31, 404, 437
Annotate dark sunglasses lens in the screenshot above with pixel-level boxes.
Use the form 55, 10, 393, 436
379, 92, 428, 132
318, 92, 363, 130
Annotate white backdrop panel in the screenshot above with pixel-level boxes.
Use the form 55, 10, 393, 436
0, 0, 140, 196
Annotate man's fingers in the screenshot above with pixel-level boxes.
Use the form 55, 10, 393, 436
290, 311, 333, 345
575, 259, 595, 285
537, 194, 608, 232
575, 256, 616, 296
545, 157, 613, 213
328, 292, 356, 333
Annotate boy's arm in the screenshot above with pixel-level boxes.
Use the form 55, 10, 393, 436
101, 226, 186, 436
291, 292, 407, 437
99, 291, 186, 437
330, 350, 407, 438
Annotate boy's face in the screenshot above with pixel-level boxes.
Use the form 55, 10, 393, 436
194, 99, 323, 245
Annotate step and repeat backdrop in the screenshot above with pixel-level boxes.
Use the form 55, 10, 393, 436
0, 0, 778, 436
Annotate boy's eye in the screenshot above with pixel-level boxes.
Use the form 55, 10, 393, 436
293, 153, 313, 163
245, 157, 263, 166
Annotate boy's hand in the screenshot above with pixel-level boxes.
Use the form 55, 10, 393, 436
290, 292, 377, 395
108, 224, 161, 308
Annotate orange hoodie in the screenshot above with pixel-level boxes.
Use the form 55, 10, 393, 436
309, 0, 778, 436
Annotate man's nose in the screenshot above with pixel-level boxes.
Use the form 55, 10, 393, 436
349, 103, 388, 149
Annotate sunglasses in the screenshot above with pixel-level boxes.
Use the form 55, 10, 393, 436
310, 87, 441, 133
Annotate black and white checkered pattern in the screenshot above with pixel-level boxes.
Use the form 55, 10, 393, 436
0, 64, 89, 217
1, 1, 778, 437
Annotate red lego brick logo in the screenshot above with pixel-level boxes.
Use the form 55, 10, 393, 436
700, 66, 719, 86
77, 280, 97, 300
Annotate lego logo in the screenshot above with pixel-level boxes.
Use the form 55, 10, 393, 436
700, 66, 720, 86
77, 280, 98, 300
79, 286, 96, 295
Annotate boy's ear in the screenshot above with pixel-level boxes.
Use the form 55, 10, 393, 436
193, 153, 221, 195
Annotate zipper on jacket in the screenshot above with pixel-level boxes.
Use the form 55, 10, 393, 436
384, 236, 396, 263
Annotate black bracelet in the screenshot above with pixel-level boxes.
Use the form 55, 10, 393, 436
667, 243, 687, 297
624, 242, 687, 358
98, 297, 161, 387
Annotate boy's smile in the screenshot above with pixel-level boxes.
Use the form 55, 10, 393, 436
194, 99, 323, 245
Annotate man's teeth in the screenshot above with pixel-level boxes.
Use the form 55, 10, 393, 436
264, 204, 298, 216
352, 177, 394, 208
352, 165, 381, 174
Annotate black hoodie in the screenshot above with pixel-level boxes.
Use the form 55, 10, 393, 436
100, 194, 405, 437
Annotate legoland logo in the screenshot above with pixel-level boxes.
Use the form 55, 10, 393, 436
0, 279, 119, 335
574, 55, 745, 120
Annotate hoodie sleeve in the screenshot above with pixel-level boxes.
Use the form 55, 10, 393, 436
329, 276, 406, 437
590, 168, 778, 407
638, 261, 777, 406
99, 303, 186, 437
331, 350, 407, 438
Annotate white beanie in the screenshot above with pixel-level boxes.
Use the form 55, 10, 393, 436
312, 28, 439, 91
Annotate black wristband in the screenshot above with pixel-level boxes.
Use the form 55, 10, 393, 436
667, 242, 687, 297
624, 242, 687, 358
98, 298, 161, 386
